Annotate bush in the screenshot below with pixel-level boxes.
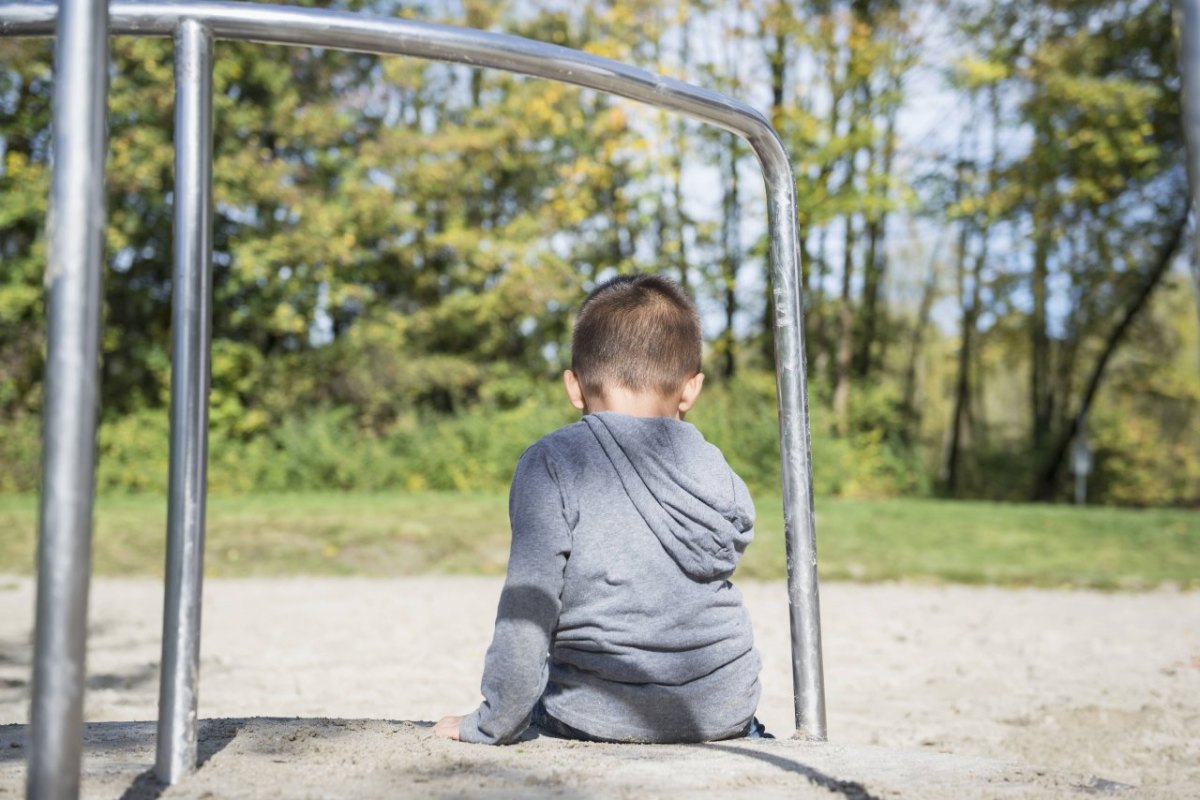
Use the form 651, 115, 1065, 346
96, 409, 171, 493
1089, 400, 1200, 507
690, 373, 927, 499
0, 413, 40, 493
0, 372, 930, 499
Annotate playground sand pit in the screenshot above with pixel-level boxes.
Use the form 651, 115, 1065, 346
1, 577, 1197, 798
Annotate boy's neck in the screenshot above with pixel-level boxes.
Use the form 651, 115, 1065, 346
585, 386, 683, 420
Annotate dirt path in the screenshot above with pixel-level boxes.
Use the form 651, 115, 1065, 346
1, 577, 1197, 798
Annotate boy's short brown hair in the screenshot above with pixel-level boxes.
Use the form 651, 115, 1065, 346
571, 274, 702, 399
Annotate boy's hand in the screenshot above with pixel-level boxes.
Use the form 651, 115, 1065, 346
433, 715, 464, 741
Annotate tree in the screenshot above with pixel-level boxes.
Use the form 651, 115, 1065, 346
950, 0, 1187, 499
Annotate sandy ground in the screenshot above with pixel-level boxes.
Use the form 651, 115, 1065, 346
0, 576, 1197, 798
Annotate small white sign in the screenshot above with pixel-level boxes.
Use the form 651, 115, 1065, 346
1072, 435, 1092, 476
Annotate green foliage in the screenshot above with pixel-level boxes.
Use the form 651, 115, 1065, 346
96, 410, 171, 493
693, 373, 928, 499
0, 40, 53, 419
1089, 408, 1200, 508
2, 0, 1197, 510
0, 372, 930, 499
251, 372, 930, 499
0, 411, 39, 494
1085, 276, 1200, 506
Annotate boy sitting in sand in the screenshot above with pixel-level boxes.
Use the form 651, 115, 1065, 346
434, 274, 768, 744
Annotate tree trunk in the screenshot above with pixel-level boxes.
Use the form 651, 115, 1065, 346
813, 228, 832, 376
762, 286, 776, 370
966, 224, 988, 444
1190, 221, 1200, 369
1191, 228, 1200, 372
812, 17, 844, 381
720, 132, 742, 380
1030, 121, 1054, 449
970, 83, 1001, 446
799, 223, 813, 299
1033, 207, 1188, 500
672, 122, 689, 292
950, 86, 1000, 480
945, 191, 973, 495
903, 248, 938, 425
768, 18, 787, 130
854, 84, 897, 380
832, 75, 866, 431
761, 6, 788, 368
674, 14, 691, 293
855, 213, 882, 379
832, 213, 856, 432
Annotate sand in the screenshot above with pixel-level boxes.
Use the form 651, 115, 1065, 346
1, 576, 1197, 798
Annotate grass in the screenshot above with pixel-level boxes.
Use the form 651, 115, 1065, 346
0, 493, 1197, 589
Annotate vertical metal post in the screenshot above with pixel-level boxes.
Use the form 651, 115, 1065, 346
25, 0, 110, 797
1178, 0, 1200, 347
155, 18, 214, 785
755, 133, 828, 741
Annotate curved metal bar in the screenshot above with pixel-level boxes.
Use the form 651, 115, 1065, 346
0, 1, 779, 149
2, 0, 826, 744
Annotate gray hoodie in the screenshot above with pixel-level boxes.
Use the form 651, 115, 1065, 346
459, 411, 761, 745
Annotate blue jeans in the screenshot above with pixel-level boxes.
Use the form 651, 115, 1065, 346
530, 700, 774, 742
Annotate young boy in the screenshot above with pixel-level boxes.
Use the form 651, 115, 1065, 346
434, 274, 765, 744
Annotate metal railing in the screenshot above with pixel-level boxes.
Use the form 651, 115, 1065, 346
1, 1, 828, 796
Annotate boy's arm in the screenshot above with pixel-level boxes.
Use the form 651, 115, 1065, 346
458, 443, 572, 745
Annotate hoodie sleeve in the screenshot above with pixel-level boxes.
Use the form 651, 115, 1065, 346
459, 442, 573, 745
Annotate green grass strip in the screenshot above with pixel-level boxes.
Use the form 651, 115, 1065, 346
1, 493, 1196, 589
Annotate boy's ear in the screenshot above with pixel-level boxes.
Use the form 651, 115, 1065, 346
562, 369, 587, 411
678, 372, 705, 415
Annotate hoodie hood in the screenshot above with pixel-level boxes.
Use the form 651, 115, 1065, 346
581, 412, 755, 581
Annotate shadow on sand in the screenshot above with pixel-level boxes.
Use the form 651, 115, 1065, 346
704, 742, 879, 800
117, 718, 248, 800
3, 714, 881, 799
0, 718, 246, 800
